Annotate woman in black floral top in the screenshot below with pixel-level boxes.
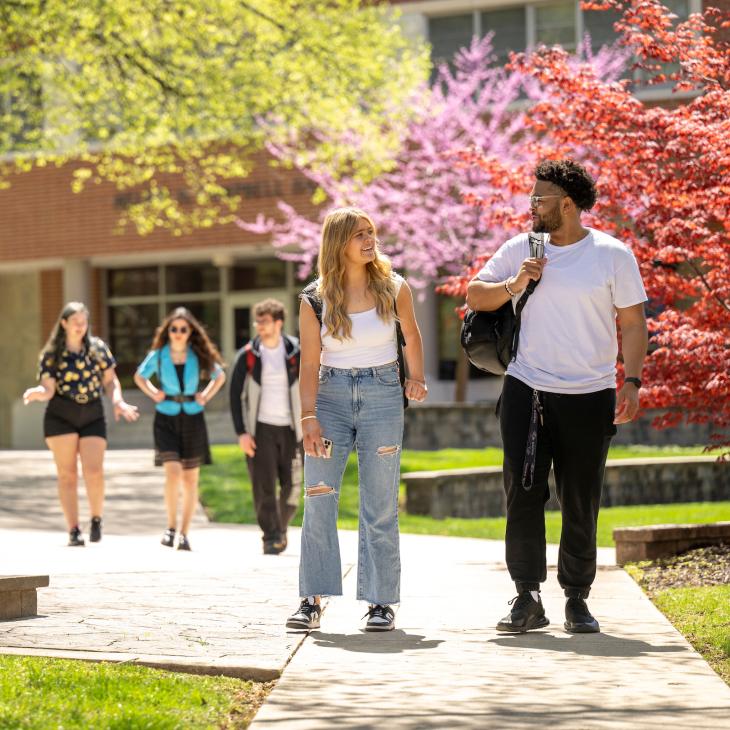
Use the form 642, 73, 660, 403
23, 302, 139, 546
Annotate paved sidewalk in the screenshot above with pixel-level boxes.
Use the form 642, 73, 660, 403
1, 450, 729, 728
253, 541, 730, 729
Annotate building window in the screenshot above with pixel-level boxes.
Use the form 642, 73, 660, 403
166, 263, 220, 294
426, 1, 693, 86
584, 4, 623, 53
481, 7, 527, 66
105, 258, 293, 383
535, 1, 577, 52
1, 71, 44, 150
106, 263, 224, 384
107, 303, 160, 382
428, 14, 474, 69
230, 259, 287, 291
107, 267, 158, 298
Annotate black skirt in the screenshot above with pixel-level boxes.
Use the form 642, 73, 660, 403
153, 410, 211, 470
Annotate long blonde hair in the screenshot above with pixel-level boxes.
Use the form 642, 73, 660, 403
317, 207, 396, 341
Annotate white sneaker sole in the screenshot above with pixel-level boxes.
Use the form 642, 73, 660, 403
365, 622, 395, 632
286, 618, 320, 631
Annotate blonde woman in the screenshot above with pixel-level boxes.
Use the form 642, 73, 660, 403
286, 207, 427, 633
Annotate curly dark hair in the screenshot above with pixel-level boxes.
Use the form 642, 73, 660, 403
535, 159, 597, 211
150, 307, 223, 377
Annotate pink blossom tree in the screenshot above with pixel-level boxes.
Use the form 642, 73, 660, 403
238, 36, 627, 291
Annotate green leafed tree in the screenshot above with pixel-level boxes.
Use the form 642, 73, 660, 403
0, 0, 428, 233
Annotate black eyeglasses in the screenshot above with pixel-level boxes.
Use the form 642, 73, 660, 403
170, 326, 189, 334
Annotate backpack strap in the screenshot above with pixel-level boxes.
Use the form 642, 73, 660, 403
510, 277, 538, 361
300, 281, 323, 325
300, 281, 408, 408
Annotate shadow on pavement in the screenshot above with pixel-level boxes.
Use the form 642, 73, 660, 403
309, 630, 443, 654
489, 631, 688, 658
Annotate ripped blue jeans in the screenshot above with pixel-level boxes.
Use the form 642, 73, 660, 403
299, 362, 404, 605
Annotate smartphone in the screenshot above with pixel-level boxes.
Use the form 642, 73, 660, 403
528, 231, 546, 259
321, 438, 333, 459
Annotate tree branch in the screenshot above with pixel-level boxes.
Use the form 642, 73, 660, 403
686, 258, 730, 313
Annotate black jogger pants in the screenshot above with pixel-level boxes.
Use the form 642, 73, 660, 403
499, 375, 616, 597
246, 422, 303, 543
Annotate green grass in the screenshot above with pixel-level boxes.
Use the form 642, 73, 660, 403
198, 444, 724, 547
653, 585, 730, 684
0, 656, 269, 729
623, 569, 730, 687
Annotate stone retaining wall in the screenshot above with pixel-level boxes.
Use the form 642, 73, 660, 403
403, 457, 729, 519
403, 403, 716, 451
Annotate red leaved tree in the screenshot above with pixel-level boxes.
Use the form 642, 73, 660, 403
438, 0, 730, 452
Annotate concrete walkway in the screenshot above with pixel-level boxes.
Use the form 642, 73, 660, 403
1, 450, 729, 728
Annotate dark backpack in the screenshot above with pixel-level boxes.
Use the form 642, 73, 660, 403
460, 294, 532, 375
461, 233, 544, 375
300, 281, 409, 409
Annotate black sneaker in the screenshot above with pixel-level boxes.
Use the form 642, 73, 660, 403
89, 516, 102, 543
161, 528, 176, 548
286, 599, 321, 630
273, 533, 288, 554
68, 526, 85, 547
176, 534, 191, 551
564, 597, 600, 633
263, 540, 279, 555
496, 591, 549, 633
364, 604, 395, 632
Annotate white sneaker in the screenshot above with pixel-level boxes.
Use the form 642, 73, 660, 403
364, 604, 395, 632
286, 599, 321, 630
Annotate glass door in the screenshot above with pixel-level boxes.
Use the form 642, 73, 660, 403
223, 290, 292, 361
233, 304, 252, 351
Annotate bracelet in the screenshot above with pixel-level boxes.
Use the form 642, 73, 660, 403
504, 279, 517, 298
301, 415, 318, 422
406, 378, 426, 386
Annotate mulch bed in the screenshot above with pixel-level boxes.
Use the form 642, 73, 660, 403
634, 543, 730, 594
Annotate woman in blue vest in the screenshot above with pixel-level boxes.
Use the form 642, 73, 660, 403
134, 307, 225, 551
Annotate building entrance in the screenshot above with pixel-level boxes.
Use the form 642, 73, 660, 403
223, 289, 292, 359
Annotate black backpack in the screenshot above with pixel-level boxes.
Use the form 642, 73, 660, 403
461, 232, 544, 375
300, 281, 409, 409
460, 293, 533, 375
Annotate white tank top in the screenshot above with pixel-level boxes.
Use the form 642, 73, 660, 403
320, 274, 404, 368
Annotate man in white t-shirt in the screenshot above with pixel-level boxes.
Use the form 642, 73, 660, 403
229, 299, 303, 555
467, 160, 648, 634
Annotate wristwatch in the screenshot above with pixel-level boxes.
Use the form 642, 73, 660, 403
625, 377, 642, 389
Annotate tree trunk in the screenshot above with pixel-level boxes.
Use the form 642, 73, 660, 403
454, 347, 469, 403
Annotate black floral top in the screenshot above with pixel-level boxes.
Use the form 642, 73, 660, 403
38, 337, 116, 404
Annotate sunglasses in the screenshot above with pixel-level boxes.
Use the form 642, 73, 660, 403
169, 325, 189, 334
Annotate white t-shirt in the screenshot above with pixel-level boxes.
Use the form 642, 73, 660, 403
320, 273, 404, 368
477, 228, 647, 394
258, 339, 292, 426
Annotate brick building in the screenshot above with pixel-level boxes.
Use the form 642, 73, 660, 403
0, 0, 711, 446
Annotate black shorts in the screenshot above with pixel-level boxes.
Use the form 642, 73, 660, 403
44, 396, 107, 440
153, 411, 211, 470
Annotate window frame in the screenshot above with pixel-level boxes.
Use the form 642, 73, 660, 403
423, 0, 702, 99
